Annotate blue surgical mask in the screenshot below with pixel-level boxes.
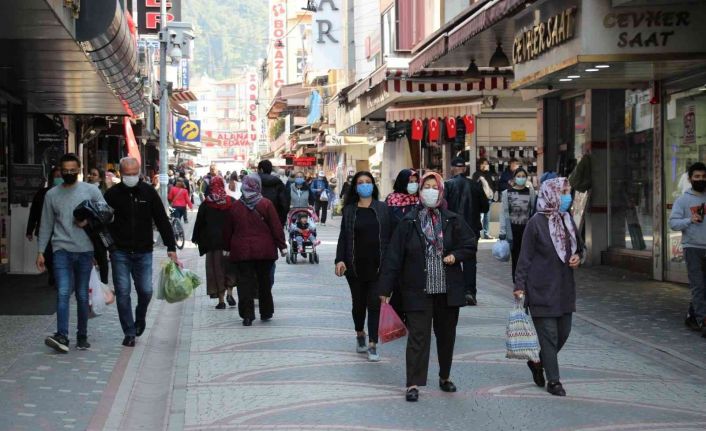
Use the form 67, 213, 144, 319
53, 178, 64, 187
356, 183, 374, 198
515, 177, 527, 187
295, 178, 305, 186
406, 183, 419, 195
560, 194, 573, 212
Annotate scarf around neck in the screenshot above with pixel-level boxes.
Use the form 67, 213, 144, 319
240, 174, 263, 210
386, 192, 419, 208
536, 177, 578, 263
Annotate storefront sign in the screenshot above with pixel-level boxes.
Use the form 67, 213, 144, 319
203, 131, 251, 147
511, 130, 527, 142
683, 105, 696, 145
270, 0, 287, 89
604, 10, 689, 48
365, 30, 382, 60
128, 0, 182, 35
513, 7, 577, 64
312, 0, 343, 70
175, 119, 201, 142
247, 72, 260, 147
293, 156, 317, 167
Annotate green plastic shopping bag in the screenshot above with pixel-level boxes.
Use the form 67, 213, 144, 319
159, 261, 201, 303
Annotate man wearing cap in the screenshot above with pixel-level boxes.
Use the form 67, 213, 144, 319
311, 171, 331, 226
444, 157, 488, 305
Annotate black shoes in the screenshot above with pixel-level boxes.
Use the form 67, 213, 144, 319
226, 294, 236, 307
76, 337, 91, 350
405, 387, 419, 402
261, 315, 272, 322
439, 380, 457, 393
465, 293, 477, 306
527, 361, 546, 387
45, 333, 69, 353
135, 320, 146, 337
215, 302, 226, 310
122, 336, 136, 347
547, 381, 566, 396
685, 314, 701, 331
243, 318, 253, 326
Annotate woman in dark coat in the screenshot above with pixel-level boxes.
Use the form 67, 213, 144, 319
335, 171, 392, 362
192, 176, 236, 310
223, 175, 287, 326
385, 169, 419, 233
379, 172, 476, 402
513, 177, 582, 397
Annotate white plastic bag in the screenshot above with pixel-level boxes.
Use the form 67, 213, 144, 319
89, 267, 105, 315
492, 239, 511, 262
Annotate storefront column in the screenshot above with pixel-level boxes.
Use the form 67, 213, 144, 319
586, 90, 610, 266
652, 93, 664, 281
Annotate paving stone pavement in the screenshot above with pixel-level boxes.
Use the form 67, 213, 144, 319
3, 212, 706, 430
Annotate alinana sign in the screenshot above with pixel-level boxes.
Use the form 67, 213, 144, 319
270, 0, 287, 89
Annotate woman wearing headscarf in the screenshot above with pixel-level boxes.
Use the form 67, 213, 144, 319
223, 175, 287, 326
379, 172, 476, 402
335, 171, 392, 362
513, 177, 582, 397
192, 176, 237, 310
385, 169, 419, 233
498, 167, 537, 282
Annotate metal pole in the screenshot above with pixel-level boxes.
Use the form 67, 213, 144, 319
158, 0, 169, 205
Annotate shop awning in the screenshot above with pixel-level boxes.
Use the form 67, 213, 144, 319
347, 65, 392, 103
386, 101, 481, 122
170, 90, 198, 104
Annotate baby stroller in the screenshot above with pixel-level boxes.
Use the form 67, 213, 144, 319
286, 207, 320, 265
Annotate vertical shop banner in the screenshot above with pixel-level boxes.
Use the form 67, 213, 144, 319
124, 118, 142, 166
683, 105, 696, 145
247, 72, 260, 148
312, 0, 343, 70
270, 0, 287, 89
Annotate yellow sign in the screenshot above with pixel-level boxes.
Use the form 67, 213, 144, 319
178, 120, 201, 141
511, 130, 527, 142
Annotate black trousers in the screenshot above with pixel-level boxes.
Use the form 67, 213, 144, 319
346, 275, 381, 343
533, 314, 572, 382
405, 294, 460, 387
234, 260, 274, 320
511, 224, 526, 283
314, 200, 328, 224
462, 255, 477, 296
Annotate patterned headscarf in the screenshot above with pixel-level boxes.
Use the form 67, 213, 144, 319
240, 174, 263, 210
536, 177, 578, 263
418, 172, 445, 254
205, 176, 232, 210
419, 171, 445, 208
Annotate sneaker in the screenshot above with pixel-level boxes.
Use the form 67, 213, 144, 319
45, 333, 69, 353
685, 314, 701, 331
356, 336, 367, 353
76, 337, 91, 350
367, 346, 381, 362
465, 293, 477, 306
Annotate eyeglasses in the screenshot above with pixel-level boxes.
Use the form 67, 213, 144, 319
61, 169, 80, 175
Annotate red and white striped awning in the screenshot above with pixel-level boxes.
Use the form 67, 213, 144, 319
383, 71, 510, 94
386, 101, 481, 122
170, 90, 198, 104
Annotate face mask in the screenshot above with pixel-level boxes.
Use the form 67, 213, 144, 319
515, 177, 527, 187
420, 189, 440, 208
122, 175, 140, 188
559, 194, 573, 212
62, 173, 78, 185
53, 178, 64, 187
356, 183, 374, 198
295, 178, 305, 186
407, 183, 419, 195
692, 180, 706, 193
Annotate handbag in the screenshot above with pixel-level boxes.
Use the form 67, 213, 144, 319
505, 300, 541, 362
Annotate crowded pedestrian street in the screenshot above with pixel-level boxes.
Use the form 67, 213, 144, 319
1, 215, 705, 431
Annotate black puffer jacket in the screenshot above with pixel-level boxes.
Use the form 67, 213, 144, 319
260, 173, 288, 225
379, 208, 477, 311
335, 200, 392, 279
191, 201, 231, 256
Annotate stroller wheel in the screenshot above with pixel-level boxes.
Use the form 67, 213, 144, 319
314, 252, 320, 264
286, 254, 291, 264
309, 253, 314, 264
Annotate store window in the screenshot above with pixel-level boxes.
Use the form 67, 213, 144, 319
664, 87, 706, 279
608, 89, 654, 252
557, 95, 586, 177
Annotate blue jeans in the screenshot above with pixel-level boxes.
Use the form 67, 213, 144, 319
53, 250, 94, 339
111, 251, 153, 337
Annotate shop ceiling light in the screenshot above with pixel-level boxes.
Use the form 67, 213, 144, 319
586, 68, 599, 72
596, 65, 610, 68
489, 43, 510, 69
568, 75, 581, 79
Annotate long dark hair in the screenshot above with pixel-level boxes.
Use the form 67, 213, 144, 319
345, 171, 379, 204
392, 169, 417, 194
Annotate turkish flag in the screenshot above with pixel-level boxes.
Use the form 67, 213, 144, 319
411, 118, 424, 141
446, 117, 457, 139
428, 118, 440, 141
463, 114, 475, 134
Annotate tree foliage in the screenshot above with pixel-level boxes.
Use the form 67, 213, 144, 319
183, 0, 268, 80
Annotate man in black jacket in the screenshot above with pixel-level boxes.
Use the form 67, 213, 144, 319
258, 160, 288, 226
444, 157, 489, 306
104, 157, 180, 347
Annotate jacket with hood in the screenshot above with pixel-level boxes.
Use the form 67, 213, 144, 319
259, 173, 288, 225
289, 183, 314, 208
669, 188, 706, 249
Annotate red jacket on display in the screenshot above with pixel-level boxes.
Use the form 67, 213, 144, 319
223, 199, 287, 262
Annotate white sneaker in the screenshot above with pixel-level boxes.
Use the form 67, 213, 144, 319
356, 336, 367, 353
367, 346, 381, 362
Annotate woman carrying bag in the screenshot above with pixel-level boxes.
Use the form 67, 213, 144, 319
335, 171, 392, 362
379, 172, 476, 402
513, 177, 582, 397
498, 167, 536, 282
192, 176, 236, 310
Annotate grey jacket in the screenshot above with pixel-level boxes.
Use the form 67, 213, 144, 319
498, 186, 537, 243
513, 213, 582, 317
669, 189, 706, 249
289, 183, 313, 209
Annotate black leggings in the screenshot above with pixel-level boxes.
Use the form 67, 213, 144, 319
345, 275, 381, 343
511, 224, 526, 283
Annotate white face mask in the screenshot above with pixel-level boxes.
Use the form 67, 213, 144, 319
407, 183, 419, 195
420, 188, 440, 208
122, 175, 140, 188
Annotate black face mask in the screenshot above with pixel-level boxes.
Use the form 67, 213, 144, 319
62, 173, 78, 185
693, 180, 706, 193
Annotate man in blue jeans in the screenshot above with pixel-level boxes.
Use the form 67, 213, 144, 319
105, 157, 179, 347
38, 153, 106, 353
